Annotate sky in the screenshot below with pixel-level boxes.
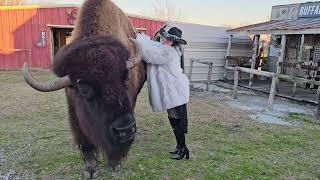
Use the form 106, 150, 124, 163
26, 0, 315, 27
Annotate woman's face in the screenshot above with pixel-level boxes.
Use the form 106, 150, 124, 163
161, 37, 173, 46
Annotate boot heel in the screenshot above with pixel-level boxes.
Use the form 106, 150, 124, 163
186, 151, 189, 159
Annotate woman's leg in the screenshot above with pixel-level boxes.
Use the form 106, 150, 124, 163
167, 104, 189, 160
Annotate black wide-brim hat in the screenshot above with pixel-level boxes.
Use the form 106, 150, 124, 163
159, 27, 187, 45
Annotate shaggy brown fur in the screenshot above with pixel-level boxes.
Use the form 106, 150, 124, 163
71, 0, 146, 106
53, 0, 146, 175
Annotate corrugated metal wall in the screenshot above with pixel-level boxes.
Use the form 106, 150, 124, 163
0, 6, 164, 69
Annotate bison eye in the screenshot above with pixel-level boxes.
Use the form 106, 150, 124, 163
76, 80, 95, 100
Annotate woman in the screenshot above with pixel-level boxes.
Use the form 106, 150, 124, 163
132, 27, 190, 160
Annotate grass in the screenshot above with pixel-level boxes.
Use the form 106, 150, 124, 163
1, 71, 320, 179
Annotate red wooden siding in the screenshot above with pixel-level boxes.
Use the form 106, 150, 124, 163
0, 6, 164, 69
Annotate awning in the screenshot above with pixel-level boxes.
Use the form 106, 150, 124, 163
46, 24, 147, 31
227, 18, 320, 35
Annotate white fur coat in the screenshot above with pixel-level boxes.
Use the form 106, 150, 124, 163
133, 33, 190, 112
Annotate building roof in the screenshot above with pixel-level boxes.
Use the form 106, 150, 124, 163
227, 18, 320, 35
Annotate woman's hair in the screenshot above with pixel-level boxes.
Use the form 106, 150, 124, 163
171, 41, 180, 47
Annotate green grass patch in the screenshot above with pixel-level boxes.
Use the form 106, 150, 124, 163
1, 71, 320, 179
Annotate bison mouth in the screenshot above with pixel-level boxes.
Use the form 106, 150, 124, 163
110, 114, 137, 144
111, 121, 136, 143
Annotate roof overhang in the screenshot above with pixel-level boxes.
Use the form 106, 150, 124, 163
227, 28, 320, 35
47, 24, 75, 29
227, 18, 320, 35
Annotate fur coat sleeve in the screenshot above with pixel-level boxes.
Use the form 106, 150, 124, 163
132, 33, 190, 112
134, 33, 178, 65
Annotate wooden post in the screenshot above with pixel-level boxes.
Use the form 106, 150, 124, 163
317, 87, 320, 119
267, 76, 278, 111
276, 35, 287, 92
224, 35, 233, 79
233, 68, 239, 99
249, 35, 260, 87
292, 34, 304, 97
317, 86, 320, 99
277, 35, 287, 74
292, 83, 297, 97
298, 34, 305, 62
207, 62, 213, 91
188, 59, 194, 81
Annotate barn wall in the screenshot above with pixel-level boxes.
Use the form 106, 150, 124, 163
0, 6, 164, 70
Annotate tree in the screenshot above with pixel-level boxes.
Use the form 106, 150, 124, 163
0, 0, 25, 6
152, 0, 182, 21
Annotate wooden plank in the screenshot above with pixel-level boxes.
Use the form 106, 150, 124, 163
233, 69, 239, 99
267, 76, 278, 111
31, 8, 39, 67
38, 9, 45, 68
24, 9, 33, 66
249, 35, 260, 87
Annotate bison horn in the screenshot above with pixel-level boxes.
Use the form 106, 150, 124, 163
127, 39, 143, 69
22, 63, 72, 92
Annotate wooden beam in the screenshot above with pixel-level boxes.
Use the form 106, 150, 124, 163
226, 66, 235, 70
224, 35, 233, 79
235, 66, 274, 77
249, 35, 260, 87
233, 69, 239, 99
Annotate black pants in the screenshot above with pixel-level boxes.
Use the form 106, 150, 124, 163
167, 104, 188, 133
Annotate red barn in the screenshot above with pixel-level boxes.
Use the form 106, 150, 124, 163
0, 5, 165, 69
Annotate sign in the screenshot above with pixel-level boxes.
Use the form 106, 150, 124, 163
35, 31, 46, 48
66, 8, 78, 25
298, 2, 320, 18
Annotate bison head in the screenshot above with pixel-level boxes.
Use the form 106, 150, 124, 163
23, 35, 142, 163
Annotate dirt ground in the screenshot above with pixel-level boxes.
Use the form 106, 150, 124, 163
192, 82, 317, 126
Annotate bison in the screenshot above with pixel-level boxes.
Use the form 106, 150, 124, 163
23, 0, 146, 177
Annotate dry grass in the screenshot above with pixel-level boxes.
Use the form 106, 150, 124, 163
1, 71, 320, 179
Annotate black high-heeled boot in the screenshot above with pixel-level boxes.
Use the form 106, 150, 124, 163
168, 117, 179, 154
171, 146, 189, 160
170, 128, 190, 160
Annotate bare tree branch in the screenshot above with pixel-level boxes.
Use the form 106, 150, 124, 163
152, 0, 183, 21
0, 0, 25, 6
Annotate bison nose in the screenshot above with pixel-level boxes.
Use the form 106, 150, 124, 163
110, 114, 136, 143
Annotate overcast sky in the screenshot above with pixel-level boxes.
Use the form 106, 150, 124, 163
25, 0, 314, 27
